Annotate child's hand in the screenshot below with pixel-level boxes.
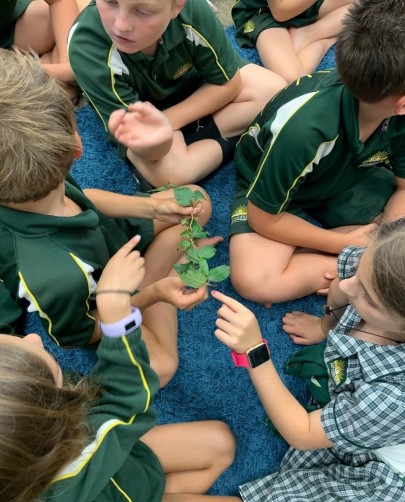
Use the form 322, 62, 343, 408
157, 277, 208, 310
211, 290, 262, 353
109, 102, 173, 159
96, 236, 145, 321
151, 196, 203, 224
345, 223, 377, 247
282, 311, 326, 345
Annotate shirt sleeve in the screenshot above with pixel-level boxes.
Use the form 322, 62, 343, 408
0, 279, 23, 334
391, 135, 405, 179
337, 246, 365, 281
181, 0, 241, 85
321, 379, 405, 453
46, 328, 161, 501
246, 91, 338, 214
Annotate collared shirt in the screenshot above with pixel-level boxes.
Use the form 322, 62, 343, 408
234, 70, 405, 222
68, 0, 242, 155
239, 246, 405, 501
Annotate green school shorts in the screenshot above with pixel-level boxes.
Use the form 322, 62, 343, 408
230, 166, 396, 235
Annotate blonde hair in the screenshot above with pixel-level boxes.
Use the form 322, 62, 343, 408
0, 49, 77, 203
0, 342, 95, 502
369, 218, 405, 333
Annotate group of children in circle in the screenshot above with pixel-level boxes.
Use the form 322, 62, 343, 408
0, 0, 404, 500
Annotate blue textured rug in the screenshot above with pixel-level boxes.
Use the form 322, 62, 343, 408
25, 26, 336, 497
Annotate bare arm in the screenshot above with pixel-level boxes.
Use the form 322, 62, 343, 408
83, 188, 203, 222
212, 291, 334, 450
267, 0, 317, 22
163, 71, 242, 131
247, 201, 374, 254
381, 176, 405, 222
44, 0, 79, 63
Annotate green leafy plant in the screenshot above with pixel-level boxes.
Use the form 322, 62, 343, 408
172, 187, 230, 288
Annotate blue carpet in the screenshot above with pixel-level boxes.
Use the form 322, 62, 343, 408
25, 26, 336, 497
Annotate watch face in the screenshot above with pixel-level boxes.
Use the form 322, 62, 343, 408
247, 344, 270, 368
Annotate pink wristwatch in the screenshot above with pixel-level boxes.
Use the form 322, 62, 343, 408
231, 339, 270, 368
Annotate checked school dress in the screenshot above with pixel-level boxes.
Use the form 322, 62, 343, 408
240, 246, 405, 501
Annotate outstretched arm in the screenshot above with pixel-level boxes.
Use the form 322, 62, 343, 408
247, 201, 376, 254
212, 290, 334, 450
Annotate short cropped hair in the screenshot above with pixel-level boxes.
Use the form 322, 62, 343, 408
336, 0, 405, 103
0, 50, 76, 203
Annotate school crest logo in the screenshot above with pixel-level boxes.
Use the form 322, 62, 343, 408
329, 358, 347, 387
231, 205, 248, 224
173, 62, 192, 80
243, 19, 255, 34
358, 151, 390, 168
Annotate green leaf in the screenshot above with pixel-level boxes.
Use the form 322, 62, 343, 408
193, 190, 205, 202
180, 218, 190, 226
208, 265, 230, 283
178, 240, 191, 251
148, 182, 176, 193
174, 262, 191, 275
181, 269, 208, 288
197, 245, 216, 259
199, 259, 209, 275
180, 229, 192, 239
174, 187, 194, 207
186, 246, 199, 264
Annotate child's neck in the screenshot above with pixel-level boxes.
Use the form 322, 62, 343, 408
351, 320, 402, 346
3, 183, 82, 217
358, 101, 392, 143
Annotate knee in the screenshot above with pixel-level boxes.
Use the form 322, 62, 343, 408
209, 421, 237, 468
183, 184, 212, 224
155, 353, 179, 388
231, 266, 264, 302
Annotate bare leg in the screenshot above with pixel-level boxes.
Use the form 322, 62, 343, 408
256, 28, 304, 82
142, 421, 239, 501
230, 233, 337, 304
127, 65, 286, 187
290, 1, 352, 52
213, 64, 286, 136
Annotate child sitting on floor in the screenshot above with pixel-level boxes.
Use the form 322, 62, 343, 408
213, 217, 405, 501
229, 0, 405, 306
0, 48, 216, 387
232, 0, 352, 82
0, 236, 240, 502
68, 0, 286, 190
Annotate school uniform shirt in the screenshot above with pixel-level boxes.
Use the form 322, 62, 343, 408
240, 246, 405, 501
0, 179, 154, 346
68, 0, 243, 156
232, 0, 323, 47
234, 69, 405, 228
0, 0, 32, 47
44, 326, 166, 502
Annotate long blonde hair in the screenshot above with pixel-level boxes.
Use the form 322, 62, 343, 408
0, 342, 94, 502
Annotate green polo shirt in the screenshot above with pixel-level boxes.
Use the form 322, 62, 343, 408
0, 0, 32, 47
234, 70, 405, 227
45, 328, 165, 502
68, 0, 243, 156
232, 0, 323, 47
0, 179, 154, 346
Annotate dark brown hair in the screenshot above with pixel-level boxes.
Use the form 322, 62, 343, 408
336, 0, 405, 103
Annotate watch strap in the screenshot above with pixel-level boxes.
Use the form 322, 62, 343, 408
231, 339, 270, 368
99, 307, 142, 338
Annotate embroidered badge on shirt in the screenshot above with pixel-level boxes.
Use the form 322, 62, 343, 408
231, 205, 248, 223
173, 62, 192, 80
243, 20, 255, 34
358, 151, 390, 168
329, 358, 347, 387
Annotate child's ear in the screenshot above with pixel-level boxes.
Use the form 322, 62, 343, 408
393, 96, 405, 116
171, 0, 187, 18
73, 131, 83, 159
